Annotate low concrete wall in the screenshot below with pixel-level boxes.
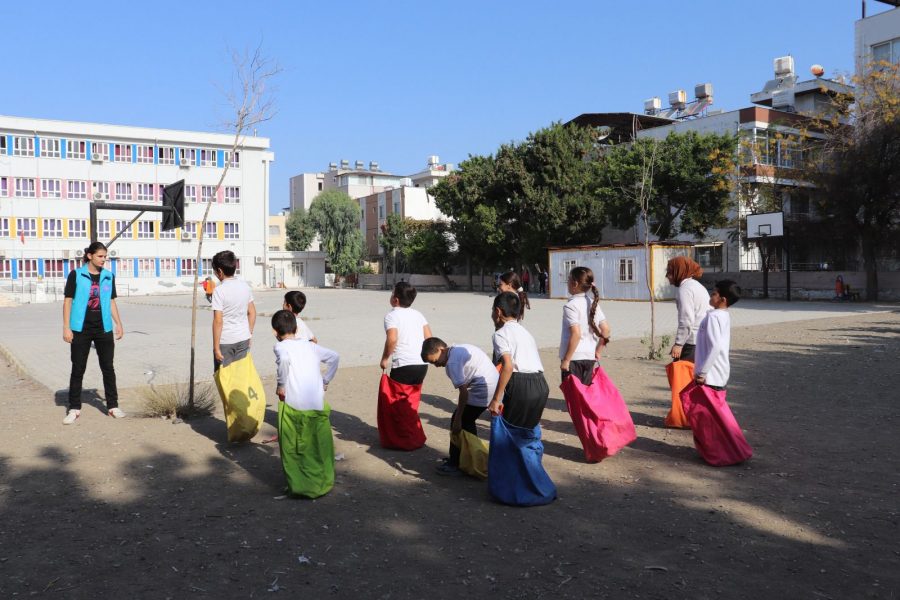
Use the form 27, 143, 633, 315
358, 273, 450, 290
699, 271, 900, 301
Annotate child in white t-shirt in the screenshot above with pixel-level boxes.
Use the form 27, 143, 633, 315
694, 280, 741, 389
488, 292, 549, 428
380, 282, 432, 385
211, 250, 256, 371
559, 266, 610, 386
283, 290, 318, 343
422, 337, 499, 475
272, 310, 338, 409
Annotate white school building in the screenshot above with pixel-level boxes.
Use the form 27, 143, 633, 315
0, 115, 273, 300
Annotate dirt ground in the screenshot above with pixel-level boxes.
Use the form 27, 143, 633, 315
0, 310, 898, 599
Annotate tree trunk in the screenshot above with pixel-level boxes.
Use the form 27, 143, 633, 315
861, 235, 879, 301
760, 242, 769, 299
466, 256, 473, 291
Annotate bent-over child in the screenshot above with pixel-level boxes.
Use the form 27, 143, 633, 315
422, 337, 499, 476
272, 309, 340, 498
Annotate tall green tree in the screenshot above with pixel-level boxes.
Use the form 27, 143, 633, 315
285, 209, 315, 251
306, 190, 363, 277
379, 213, 410, 275
405, 220, 454, 281
802, 61, 900, 300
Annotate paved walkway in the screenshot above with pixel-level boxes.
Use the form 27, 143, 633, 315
0, 287, 888, 395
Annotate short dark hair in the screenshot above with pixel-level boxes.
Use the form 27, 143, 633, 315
493, 291, 520, 319
271, 310, 298, 337
421, 337, 447, 362
212, 250, 237, 277
284, 290, 307, 314
84, 241, 107, 261
393, 281, 417, 307
715, 280, 741, 307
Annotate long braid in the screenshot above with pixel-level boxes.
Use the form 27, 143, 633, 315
588, 284, 602, 337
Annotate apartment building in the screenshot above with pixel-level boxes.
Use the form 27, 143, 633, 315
856, 1, 900, 73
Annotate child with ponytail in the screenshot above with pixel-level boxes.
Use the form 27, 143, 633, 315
497, 271, 530, 322
559, 266, 610, 386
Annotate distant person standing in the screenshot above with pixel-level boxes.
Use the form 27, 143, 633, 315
62, 242, 126, 424
666, 256, 710, 362
521, 268, 531, 292
538, 269, 548, 295
211, 250, 256, 371
202, 276, 216, 304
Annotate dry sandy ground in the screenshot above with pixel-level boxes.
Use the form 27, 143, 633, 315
0, 311, 898, 599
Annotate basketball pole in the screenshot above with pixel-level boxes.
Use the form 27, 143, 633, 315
785, 223, 791, 302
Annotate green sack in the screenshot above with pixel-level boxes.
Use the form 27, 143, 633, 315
278, 402, 335, 499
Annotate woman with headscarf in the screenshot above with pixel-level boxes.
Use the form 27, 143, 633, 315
666, 256, 710, 362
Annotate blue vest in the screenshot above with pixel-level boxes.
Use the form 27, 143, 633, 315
69, 265, 114, 333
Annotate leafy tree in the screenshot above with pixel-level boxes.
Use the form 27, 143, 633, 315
307, 190, 363, 277
802, 61, 900, 300
379, 213, 410, 275
405, 220, 454, 280
285, 209, 315, 251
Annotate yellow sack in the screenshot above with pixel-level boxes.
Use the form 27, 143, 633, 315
214, 353, 267, 443
451, 430, 489, 480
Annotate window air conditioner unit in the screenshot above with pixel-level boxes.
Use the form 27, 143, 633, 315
179, 160, 191, 168
181, 232, 192, 241
75, 250, 84, 258
109, 250, 118, 258
91, 152, 104, 163
93, 192, 108, 201
254, 256, 264, 265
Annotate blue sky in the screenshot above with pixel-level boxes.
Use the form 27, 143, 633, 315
3, 0, 891, 213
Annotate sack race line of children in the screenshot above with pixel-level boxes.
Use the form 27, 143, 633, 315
211, 264, 751, 505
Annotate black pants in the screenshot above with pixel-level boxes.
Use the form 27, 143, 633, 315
502, 372, 549, 429
389, 364, 428, 385
675, 343, 696, 362
69, 330, 118, 410
561, 359, 596, 386
448, 404, 486, 466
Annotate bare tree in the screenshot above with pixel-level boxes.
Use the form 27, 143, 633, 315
634, 139, 661, 359
187, 47, 280, 410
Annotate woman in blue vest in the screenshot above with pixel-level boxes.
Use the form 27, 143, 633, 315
62, 242, 125, 424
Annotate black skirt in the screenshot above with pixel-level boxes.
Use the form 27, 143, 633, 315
502, 371, 549, 429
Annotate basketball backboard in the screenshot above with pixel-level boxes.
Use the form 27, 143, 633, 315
746, 212, 784, 239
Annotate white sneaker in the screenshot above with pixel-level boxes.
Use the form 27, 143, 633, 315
63, 409, 81, 425
108, 407, 127, 419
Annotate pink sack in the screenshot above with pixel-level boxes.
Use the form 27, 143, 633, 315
679, 382, 752, 466
559, 366, 636, 463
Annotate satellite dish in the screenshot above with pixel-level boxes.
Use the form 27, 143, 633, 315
811, 64, 825, 77
595, 126, 612, 141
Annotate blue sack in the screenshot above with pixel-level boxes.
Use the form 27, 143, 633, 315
488, 416, 557, 507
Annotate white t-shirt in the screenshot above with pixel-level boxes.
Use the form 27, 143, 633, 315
694, 309, 731, 387
559, 292, 607, 361
297, 318, 316, 342
211, 277, 254, 345
445, 344, 500, 408
384, 307, 428, 368
492, 321, 543, 373
274, 337, 339, 411
675, 278, 711, 346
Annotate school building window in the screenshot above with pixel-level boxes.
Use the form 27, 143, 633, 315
179, 148, 196, 166
1, 177, 7, 196
92, 181, 110, 200
199, 149, 216, 167
0, 218, 8, 237
183, 222, 197, 239
19, 259, 38, 278
41, 179, 62, 198
0, 259, 12, 278
224, 150, 240, 168
44, 259, 65, 278
17, 218, 37, 237
15, 178, 36, 197
137, 221, 155, 239
224, 222, 240, 239
224, 186, 240, 203
184, 185, 197, 203
203, 221, 217, 238
618, 258, 635, 283
0, 136, 6, 155
200, 185, 216, 203
234, 258, 241, 275
268, 225, 280, 235
200, 258, 212, 275
13, 136, 35, 157
39, 137, 61, 158
68, 219, 87, 238
136, 145, 154, 164
872, 38, 900, 64
158, 146, 175, 165
291, 262, 304, 278
89, 141, 109, 160
159, 258, 177, 276
115, 220, 134, 239
113, 143, 132, 163
114, 258, 132, 278
180, 258, 196, 276
97, 220, 110, 238
137, 183, 154, 202
159, 224, 176, 239
137, 258, 155, 277
115, 182, 132, 201
68, 180, 87, 199
67, 139, 87, 160
43, 218, 63, 238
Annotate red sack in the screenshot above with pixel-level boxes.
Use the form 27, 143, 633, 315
679, 382, 752, 466
377, 374, 426, 450
559, 366, 636, 463
665, 361, 694, 429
